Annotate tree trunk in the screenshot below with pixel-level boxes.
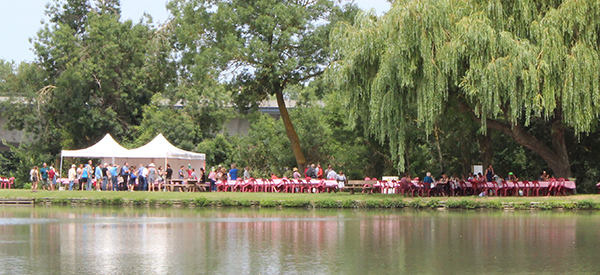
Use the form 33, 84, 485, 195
275, 90, 307, 173
478, 134, 492, 168
482, 118, 572, 178
457, 98, 572, 178
434, 127, 444, 173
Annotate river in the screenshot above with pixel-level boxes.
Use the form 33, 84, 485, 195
1, 206, 599, 274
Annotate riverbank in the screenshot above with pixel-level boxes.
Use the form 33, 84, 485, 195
1, 190, 600, 209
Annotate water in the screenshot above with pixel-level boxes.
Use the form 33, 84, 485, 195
1, 206, 599, 274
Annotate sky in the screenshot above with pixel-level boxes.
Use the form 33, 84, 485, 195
0, 0, 391, 63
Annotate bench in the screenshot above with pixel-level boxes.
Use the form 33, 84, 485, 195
345, 180, 377, 194
166, 179, 209, 192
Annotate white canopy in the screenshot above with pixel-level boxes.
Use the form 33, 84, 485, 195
61, 133, 129, 158
114, 133, 206, 171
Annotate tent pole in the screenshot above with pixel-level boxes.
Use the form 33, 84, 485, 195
59, 155, 63, 179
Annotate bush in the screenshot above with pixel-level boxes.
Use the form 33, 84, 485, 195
193, 197, 209, 207
181, 199, 192, 206
341, 199, 355, 208
281, 200, 310, 207
445, 199, 478, 209
513, 202, 530, 210
148, 199, 157, 206
483, 201, 504, 209
219, 198, 238, 206
132, 198, 146, 205
409, 199, 423, 209
239, 200, 253, 206
161, 200, 173, 206
537, 201, 558, 210
316, 199, 339, 208
365, 199, 381, 208
112, 197, 124, 205
425, 199, 440, 208
577, 199, 596, 209
51, 198, 69, 204
259, 200, 278, 207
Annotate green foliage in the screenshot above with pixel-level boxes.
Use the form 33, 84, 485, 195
483, 201, 504, 209
181, 199, 192, 207
219, 198, 238, 206
330, 0, 600, 176
259, 200, 278, 208
425, 199, 441, 208
513, 202, 531, 210
148, 199, 157, 205
446, 199, 478, 209
316, 199, 340, 208
537, 201, 558, 210
193, 197, 209, 207
280, 199, 311, 208
576, 199, 597, 209
51, 198, 70, 204
111, 197, 124, 205
409, 199, 423, 209
132, 198, 146, 205
100, 197, 111, 205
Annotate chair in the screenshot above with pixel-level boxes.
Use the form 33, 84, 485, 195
217, 179, 229, 192
521, 180, 531, 197
531, 180, 541, 196
500, 180, 514, 196
556, 178, 567, 196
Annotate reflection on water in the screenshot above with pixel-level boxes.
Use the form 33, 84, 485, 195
1, 206, 600, 274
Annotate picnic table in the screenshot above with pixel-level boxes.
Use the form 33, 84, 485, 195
164, 179, 209, 192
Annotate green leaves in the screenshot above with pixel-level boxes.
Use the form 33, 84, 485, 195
330, 0, 600, 171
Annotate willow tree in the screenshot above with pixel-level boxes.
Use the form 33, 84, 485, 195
330, 0, 600, 177
167, 0, 358, 171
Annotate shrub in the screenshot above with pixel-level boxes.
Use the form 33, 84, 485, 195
112, 197, 124, 205
148, 199, 157, 206
425, 199, 440, 208
51, 198, 69, 204
537, 202, 557, 210
161, 200, 173, 206
132, 198, 146, 205
181, 199, 192, 207
341, 199, 355, 208
316, 199, 339, 208
219, 198, 238, 206
577, 199, 596, 209
259, 200, 278, 207
281, 200, 310, 207
365, 199, 381, 208
409, 199, 423, 209
483, 201, 503, 209
100, 198, 111, 205
192, 197, 208, 206
513, 202, 530, 210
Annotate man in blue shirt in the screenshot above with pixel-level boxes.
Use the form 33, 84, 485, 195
120, 162, 129, 191
110, 164, 119, 191
229, 164, 238, 180
138, 164, 146, 191
423, 172, 434, 190
40, 163, 49, 191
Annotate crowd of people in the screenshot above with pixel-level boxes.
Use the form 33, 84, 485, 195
396, 164, 557, 196
29, 161, 348, 192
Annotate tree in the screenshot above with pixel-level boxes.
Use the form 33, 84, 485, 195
330, 0, 600, 177
3, 0, 175, 153
167, 0, 359, 172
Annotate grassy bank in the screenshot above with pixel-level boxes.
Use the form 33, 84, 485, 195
2, 190, 600, 210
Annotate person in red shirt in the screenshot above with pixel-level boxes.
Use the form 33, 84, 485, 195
48, 166, 56, 191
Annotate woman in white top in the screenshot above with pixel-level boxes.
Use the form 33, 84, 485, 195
30, 166, 40, 192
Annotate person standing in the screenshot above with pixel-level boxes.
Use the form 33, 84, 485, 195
229, 164, 238, 181
48, 165, 56, 191
95, 163, 103, 191
324, 164, 333, 179
83, 160, 93, 191
120, 162, 130, 191
165, 164, 173, 185
68, 164, 77, 191
178, 166, 185, 179
148, 163, 157, 192
306, 164, 317, 179
326, 168, 337, 180
76, 164, 83, 190
30, 166, 40, 192
141, 164, 149, 191
208, 167, 217, 192
112, 164, 120, 191
243, 167, 250, 180
128, 166, 138, 191
485, 164, 495, 183
336, 170, 346, 190
102, 163, 109, 191
40, 163, 49, 191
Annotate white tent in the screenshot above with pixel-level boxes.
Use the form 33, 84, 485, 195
60, 133, 130, 174
114, 133, 206, 171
